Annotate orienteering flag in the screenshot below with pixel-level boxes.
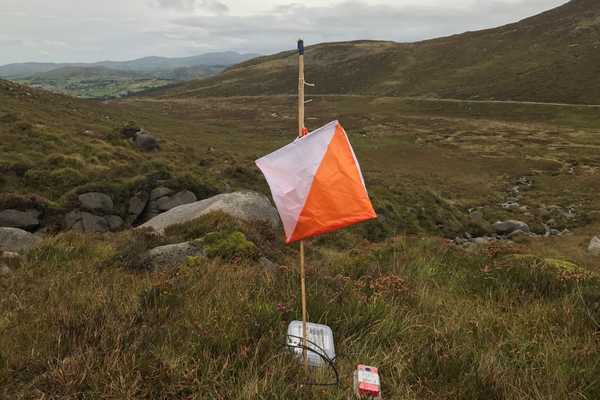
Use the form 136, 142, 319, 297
256, 120, 377, 244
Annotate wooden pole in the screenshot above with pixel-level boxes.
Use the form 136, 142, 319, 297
297, 39, 309, 372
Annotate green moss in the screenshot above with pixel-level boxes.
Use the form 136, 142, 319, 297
197, 231, 258, 261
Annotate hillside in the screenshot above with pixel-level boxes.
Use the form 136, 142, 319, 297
156, 0, 600, 104
2, 75, 600, 398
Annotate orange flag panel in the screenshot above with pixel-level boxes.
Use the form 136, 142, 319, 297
256, 121, 377, 244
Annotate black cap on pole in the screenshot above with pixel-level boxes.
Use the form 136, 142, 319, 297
298, 39, 304, 55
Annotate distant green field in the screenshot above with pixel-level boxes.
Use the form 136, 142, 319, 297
17, 77, 174, 99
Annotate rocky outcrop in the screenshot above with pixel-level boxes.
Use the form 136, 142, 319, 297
0, 227, 41, 252
144, 241, 204, 271
63, 192, 125, 233
0, 209, 41, 231
588, 236, 600, 256
65, 211, 125, 233
140, 191, 280, 234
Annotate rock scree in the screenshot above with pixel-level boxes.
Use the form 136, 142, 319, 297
139, 191, 281, 234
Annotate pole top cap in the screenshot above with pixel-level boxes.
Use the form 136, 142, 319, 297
298, 39, 304, 55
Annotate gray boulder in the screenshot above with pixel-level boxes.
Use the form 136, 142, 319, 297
65, 211, 109, 233
493, 220, 530, 235
588, 236, 600, 256
106, 215, 124, 231
78, 192, 113, 213
0, 227, 41, 252
127, 192, 149, 225
151, 187, 173, 200
140, 191, 281, 234
0, 209, 41, 230
134, 132, 160, 152
156, 190, 197, 212
144, 241, 204, 271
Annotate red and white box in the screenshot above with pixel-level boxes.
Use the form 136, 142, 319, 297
353, 364, 382, 399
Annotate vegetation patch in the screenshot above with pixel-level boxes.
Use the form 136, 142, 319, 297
196, 231, 258, 262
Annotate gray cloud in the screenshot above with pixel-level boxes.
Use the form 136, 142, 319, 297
170, 0, 566, 53
155, 0, 229, 14
0, 0, 567, 64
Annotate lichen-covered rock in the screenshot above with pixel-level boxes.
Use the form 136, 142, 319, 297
144, 241, 204, 271
78, 192, 114, 213
139, 191, 280, 234
0, 209, 40, 230
0, 227, 41, 252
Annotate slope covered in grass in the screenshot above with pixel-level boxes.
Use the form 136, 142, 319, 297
1, 215, 599, 399
0, 79, 223, 228
155, 0, 600, 104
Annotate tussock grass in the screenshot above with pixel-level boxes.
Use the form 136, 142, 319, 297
2, 231, 599, 399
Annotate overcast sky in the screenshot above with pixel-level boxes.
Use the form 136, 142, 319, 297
1, 0, 567, 64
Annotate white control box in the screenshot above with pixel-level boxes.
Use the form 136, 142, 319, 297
287, 321, 336, 367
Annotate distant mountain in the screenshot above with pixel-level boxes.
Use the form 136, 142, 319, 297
0, 51, 260, 79
0, 63, 77, 79
153, 0, 600, 104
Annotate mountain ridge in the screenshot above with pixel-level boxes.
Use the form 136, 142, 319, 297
0, 51, 260, 79
153, 0, 600, 104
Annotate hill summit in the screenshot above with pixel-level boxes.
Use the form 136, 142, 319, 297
156, 0, 600, 104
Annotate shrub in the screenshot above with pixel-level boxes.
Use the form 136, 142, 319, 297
198, 231, 258, 262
